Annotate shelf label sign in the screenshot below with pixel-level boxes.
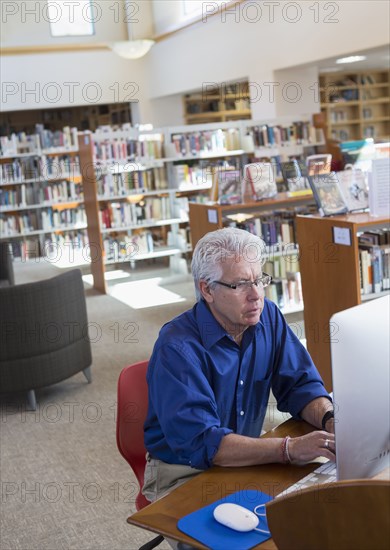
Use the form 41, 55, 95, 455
207, 209, 218, 224
333, 226, 351, 246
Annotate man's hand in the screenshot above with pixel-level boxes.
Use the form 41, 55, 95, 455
288, 430, 335, 463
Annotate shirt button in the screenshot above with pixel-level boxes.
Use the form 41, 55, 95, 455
240, 380, 244, 386
240, 410, 244, 416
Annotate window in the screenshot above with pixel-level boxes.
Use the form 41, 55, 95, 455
48, 0, 95, 37
182, 0, 225, 18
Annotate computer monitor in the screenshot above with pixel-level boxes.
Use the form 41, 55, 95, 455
331, 295, 390, 480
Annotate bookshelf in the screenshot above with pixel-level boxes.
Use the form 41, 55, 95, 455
78, 116, 322, 292
183, 81, 251, 125
296, 212, 390, 390
320, 70, 390, 142
189, 193, 317, 315
77, 128, 205, 292
1, 116, 325, 293
0, 103, 133, 135
0, 129, 88, 263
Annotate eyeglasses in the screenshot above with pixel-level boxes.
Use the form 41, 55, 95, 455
212, 273, 272, 293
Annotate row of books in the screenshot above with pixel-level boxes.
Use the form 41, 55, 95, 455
0, 132, 40, 157
93, 135, 165, 162
38, 156, 80, 179
248, 122, 318, 148
1, 211, 38, 235
35, 125, 78, 151
0, 158, 40, 183
358, 229, 390, 294
1, 207, 86, 235
97, 167, 168, 197
1, 157, 80, 184
225, 211, 298, 246
41, 208, 86, 231
7, 231, 92, 263
0, 180, 82, 209
103, 231, 154, 260
264, 273, 303, 311
262, 255, 300, 281
170, 128, 241, 157
99, 197, 174, 229
102, 227, 190, 263
173, 163, 213, 189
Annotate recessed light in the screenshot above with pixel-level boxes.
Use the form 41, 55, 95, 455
336, 55, 367, 64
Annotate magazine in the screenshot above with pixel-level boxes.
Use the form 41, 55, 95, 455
281, 159, 309, 192
217, 168, 242, 205
244, 162, 278, 200
308, 172, 349, 216
336, 169, 369, 212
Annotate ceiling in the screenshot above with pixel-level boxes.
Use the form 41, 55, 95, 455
288, 44, 390, 74
316, 44, 390, 73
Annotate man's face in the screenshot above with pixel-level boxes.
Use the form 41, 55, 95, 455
201, 256, 265, 335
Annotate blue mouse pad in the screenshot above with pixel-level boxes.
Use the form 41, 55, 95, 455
177, 489, 273, 550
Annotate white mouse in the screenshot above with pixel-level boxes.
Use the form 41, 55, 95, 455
213, 502, 259, 532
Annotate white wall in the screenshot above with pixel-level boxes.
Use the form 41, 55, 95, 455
1, 0, 128, 46
0, 0, 152, 113
1, 1, 389, 125
146, 0, 390, 123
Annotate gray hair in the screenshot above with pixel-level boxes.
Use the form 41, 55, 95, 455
191, 227, 266, 301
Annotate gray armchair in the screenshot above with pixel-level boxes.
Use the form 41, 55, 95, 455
0, 269, 92, 410
0, 242, 15, 287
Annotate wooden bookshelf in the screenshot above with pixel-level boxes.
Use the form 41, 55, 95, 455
183, 81, 251, 125
296, 212, 390, 390
77, 132, 106, 294
188, 194, 317, 315
188, 194, 315, 247
320, 70, 390, 142
1, 116, 326, 292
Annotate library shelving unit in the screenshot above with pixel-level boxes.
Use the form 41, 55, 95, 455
320, 70, 390, 142
77, 126, 218, 293
0, 129, 87, 263
189, 193, 317, 315
183, 81, 251, 125
296, 212, 390, 390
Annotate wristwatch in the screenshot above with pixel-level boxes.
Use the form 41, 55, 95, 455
321, 410, 335, 430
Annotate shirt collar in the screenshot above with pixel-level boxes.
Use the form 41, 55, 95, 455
195, 299, 260, 350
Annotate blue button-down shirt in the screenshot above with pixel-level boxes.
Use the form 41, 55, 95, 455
144, 298, 330, 470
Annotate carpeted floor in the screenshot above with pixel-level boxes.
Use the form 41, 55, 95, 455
0, 260, 295, 550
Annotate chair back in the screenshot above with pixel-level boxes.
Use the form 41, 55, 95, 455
0, 268, 91, 393
116, 361, 150, 511
266, 479, 390, 550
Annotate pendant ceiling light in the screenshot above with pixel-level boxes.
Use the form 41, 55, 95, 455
109, 39, 155, 60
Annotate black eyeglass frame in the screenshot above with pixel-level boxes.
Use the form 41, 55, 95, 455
212, 273, 272, 291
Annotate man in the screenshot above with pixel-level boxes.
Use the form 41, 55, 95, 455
143, 227, 335, 502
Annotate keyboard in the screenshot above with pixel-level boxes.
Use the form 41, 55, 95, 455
277, 460, 337, 498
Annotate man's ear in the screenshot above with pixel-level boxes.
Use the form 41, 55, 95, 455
199, 280, 214, 303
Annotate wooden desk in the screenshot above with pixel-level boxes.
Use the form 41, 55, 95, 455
128, 419, 321, 549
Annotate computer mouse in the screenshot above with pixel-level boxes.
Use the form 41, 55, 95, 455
213, 502, 259, 532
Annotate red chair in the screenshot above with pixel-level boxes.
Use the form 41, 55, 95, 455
116, 361, 164, 550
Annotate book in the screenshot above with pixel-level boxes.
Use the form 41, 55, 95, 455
280, 159, 309, 192
307, 172, 349, 216
217, 168, 242, 205
306, 154, 332, 176
244, 162, 278, 200
335, 170, 369, 212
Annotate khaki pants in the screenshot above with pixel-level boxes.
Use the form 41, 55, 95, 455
142, 454, 203, 502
